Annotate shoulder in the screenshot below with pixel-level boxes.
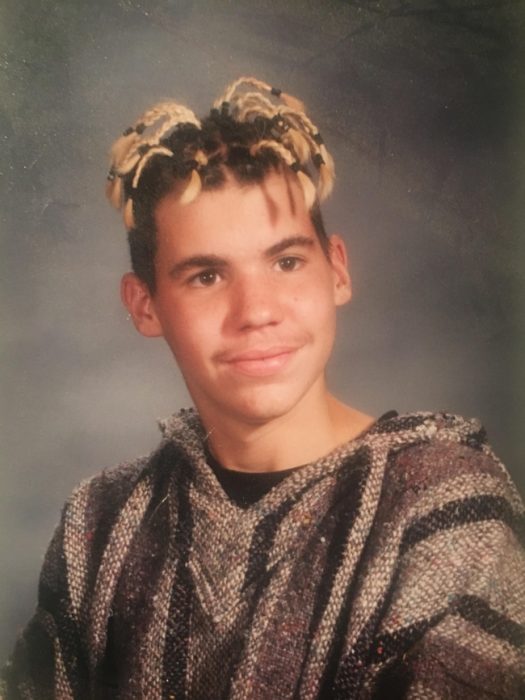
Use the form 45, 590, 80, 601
370, 410, 486, 448
64, 435, 191, 536
44, 437, 192, 607
368, 411, 524, 527
371, 410, 509, 478
61, 408, 205, 535
67, 453, 152, 520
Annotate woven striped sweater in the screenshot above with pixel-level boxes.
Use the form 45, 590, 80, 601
3, 410, 525, 699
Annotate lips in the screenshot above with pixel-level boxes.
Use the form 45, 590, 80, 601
219, 346, 299, 377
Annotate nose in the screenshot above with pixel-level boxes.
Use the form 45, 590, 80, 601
227, 272, 283, 332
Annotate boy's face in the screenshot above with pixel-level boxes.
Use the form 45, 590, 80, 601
123, 171, 351, 427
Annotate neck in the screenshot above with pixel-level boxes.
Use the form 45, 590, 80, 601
197, 386, 374, 473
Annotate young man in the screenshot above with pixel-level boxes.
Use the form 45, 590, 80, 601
3, 78, 524, 698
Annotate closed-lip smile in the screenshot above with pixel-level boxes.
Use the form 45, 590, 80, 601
219, 346, 298, 376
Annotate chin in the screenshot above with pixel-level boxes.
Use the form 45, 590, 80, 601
213, 383, 314, 427
187, 361, 328, 428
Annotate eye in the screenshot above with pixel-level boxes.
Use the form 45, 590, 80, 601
276, 256, 303, 272
189, 269, 220, 287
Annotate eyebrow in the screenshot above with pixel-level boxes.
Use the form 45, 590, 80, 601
168, 235, 316, 279
264, 235, 315, 258
169, 255, 227, 279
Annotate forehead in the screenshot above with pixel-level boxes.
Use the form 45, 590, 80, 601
153, 170, 315, 257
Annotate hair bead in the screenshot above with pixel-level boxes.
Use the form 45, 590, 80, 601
123, 197, 135, 229
179, 169, 202, 205
106, 174, 123, 209
297, 170, 316, 209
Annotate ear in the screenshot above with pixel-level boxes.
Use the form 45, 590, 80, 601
120, 272, 163, 337
328, 234, 352, 306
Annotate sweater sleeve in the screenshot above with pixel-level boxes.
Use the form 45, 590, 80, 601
369, 439, 525, 699
1, 499, 90, 700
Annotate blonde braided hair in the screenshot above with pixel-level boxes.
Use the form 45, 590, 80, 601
107, 103, 203, 228
217, 76, 334, 203
107, 77, 335, 230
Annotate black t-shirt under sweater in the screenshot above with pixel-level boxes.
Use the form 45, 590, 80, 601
207, 410, 398, 509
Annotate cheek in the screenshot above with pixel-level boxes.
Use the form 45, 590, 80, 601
295, 283, 337, 325
161, 305, 219, 365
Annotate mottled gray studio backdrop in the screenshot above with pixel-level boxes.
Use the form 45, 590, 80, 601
1, 0, 524, 659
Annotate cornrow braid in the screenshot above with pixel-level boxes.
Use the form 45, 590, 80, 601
216, 76, 305, 114
250, 139, 316, 209
107, 103, 202, 227
106, 77, 336, 292
222, 82, 334, 201
279, 109, 335, 200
